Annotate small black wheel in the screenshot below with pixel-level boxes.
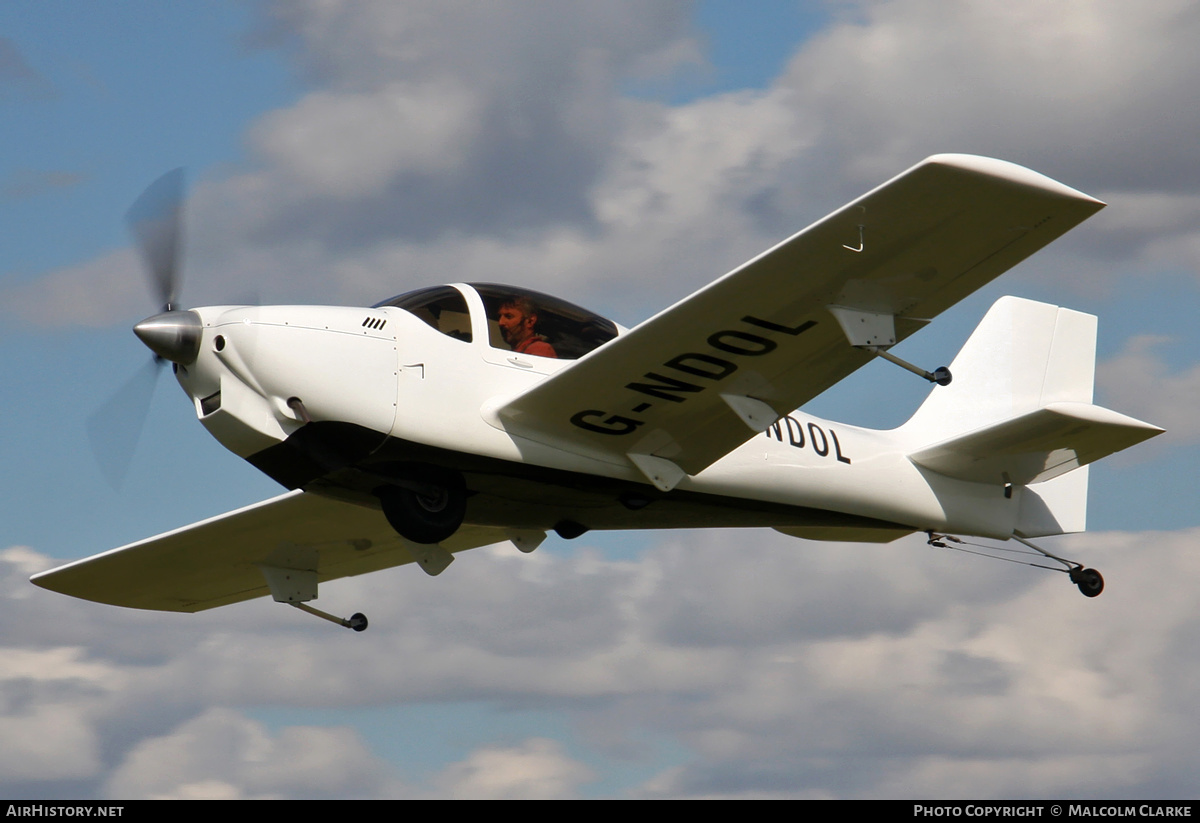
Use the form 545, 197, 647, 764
377, 467, 466, 544
349, 613, 368, 632
553, 520, 588, 540
932, 366, 953, 386
1073, 568, 1104, 598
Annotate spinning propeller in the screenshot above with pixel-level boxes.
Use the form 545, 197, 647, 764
127, 168, 202, 365
88, 169, 202, 487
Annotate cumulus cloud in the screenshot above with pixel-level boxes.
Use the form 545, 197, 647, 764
780, 1, 1200, 188
1097, 335, 1200, 444
433, 738, 594, 799
102, 708, 397, 799
249, 81, 483, 199
627, 529, 1200, 798
8, 524, 1200, 798
14, 0, 1200, 324
0, 248, 144, 329
233, 0, 699, 244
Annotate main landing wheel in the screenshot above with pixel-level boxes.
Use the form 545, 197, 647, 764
377, 468, 466, 545
1071, 567, 1104, 598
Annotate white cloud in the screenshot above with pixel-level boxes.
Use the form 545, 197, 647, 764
0, 248, 145, 329
0, 699, 103, 782
102, 708, 398, 799
8, 521, 1200, 798
264, 0, 697, 96
434, 738, 594, 799
15, 0, 1200, 325
250, 82, 482, 200
782, 0, 1200, 184
190, 0, 1200, 314
1098, 335, 1200, 443
623, 529, 1200, 798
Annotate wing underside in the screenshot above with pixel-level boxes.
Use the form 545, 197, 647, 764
31, 491, 509, 612
496, 154, 1105, 482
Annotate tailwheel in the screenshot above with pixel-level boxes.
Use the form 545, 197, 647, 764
1070, 567, 1105, 598
927, 532, 1106, 599
377, 466, 466, 544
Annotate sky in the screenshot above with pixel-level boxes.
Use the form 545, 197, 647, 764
2, 0, 1200, 799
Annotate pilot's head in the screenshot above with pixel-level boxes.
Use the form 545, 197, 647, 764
498, 296, 540, 347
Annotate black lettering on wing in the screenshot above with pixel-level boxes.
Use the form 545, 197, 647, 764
626, 372, 704, 403
664, 352, 737, 380
708, 330, 776, 356
570, 410, 644, 435
574, 314, 818, 435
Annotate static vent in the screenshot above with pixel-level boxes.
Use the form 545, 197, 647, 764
361, 316, 387, 330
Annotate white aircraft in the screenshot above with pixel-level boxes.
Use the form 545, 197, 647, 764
32, 155, 1162, 632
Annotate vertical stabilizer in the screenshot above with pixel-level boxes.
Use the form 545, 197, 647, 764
902, 296, 1096, 446
902, 296, 1161, 536
1016, 465, 1089, 536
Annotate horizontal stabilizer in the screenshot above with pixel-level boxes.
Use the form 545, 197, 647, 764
909, 401, 1162, 485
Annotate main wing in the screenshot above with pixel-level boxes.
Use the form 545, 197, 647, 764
31, 491, 511, 612
495, 154, 1104, 485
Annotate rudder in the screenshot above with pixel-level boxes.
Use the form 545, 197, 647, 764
902, 296, 1096, 445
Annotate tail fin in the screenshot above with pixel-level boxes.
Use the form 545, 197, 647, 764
901, 296, 1162, 536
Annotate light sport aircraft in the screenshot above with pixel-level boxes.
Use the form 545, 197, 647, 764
32, 154, 1163, 632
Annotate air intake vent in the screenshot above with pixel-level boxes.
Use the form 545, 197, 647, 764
199, 391, 221, 416
361, 316, 387, 330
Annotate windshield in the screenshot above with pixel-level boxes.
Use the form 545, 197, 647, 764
373, 285, 472, 342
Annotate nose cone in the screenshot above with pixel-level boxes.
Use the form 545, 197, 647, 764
134, 310, 203, 364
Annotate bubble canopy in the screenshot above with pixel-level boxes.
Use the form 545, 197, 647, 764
374, 283, 620, 360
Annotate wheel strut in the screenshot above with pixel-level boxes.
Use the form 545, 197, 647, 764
1011, 536, 1104, 598
290, 601, 369, 631
872, 348, 953, 386
926, 531, 1105, 598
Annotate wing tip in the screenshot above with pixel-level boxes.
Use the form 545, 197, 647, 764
922, 153, 1106, 208
29, 565, 70, 589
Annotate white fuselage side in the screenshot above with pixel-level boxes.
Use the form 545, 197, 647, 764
174, 294, 1019, 542
171, 295, 1022, 542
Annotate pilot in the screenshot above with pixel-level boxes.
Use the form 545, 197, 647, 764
498, 296, 557, 358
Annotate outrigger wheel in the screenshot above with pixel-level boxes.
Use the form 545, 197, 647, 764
1070, 567, 1105, 598
376, 466, 467, 544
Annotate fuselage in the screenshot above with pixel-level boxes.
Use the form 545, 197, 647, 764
167, 283, 1021, 543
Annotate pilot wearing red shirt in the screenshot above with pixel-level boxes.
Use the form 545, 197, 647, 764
498, 297, 557, 358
